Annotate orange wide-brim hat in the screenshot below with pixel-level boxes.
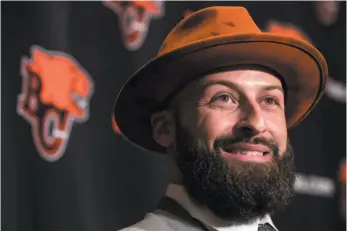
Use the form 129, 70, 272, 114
113, 6, 328, 153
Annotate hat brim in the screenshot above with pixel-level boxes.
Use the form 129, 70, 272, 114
113, 33, 328, 154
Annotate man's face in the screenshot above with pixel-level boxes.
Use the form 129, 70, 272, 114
176, 68, 288, 160
151, 68, 295, 223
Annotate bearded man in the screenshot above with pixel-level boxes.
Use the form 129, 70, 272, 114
113, 6, 328, 231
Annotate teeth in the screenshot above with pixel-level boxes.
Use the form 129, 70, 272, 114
236, 151, 263, 156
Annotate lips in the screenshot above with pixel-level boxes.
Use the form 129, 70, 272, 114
222, 143, 271, 156
220, 143, 273, 163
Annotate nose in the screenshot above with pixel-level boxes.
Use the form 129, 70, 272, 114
234, 101, 267, 136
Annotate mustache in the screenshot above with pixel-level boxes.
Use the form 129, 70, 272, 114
214, 135, 279, 156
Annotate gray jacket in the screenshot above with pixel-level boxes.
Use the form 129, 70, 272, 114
120, 197, 209, 231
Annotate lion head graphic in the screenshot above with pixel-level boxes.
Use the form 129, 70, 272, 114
17, 45, 94, 161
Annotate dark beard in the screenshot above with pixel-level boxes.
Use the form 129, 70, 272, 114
175, 122, 295, 224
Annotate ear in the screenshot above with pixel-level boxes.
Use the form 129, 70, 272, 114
150, 110, 175, 148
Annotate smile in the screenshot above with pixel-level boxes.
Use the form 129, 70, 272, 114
220, 143, 273, 163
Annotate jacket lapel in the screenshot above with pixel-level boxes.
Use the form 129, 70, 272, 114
156, 196, 210, 231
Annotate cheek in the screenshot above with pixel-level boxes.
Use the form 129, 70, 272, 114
265, 113, 287, 154
196, 110, 237, 150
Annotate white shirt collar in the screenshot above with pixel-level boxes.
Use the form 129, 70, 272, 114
165, 183, 278, 231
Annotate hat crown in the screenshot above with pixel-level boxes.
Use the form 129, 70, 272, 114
158, 6, 261, 56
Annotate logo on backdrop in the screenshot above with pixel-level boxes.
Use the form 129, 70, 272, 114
112, 116, 121, 135
339, 158, 346, 219
17, 45, 94, 162
103, 0, 165, 51
294, 173, 335, 198
266, 20, 346, 103
183, 9, 193, 18
266, 20, 311, 43
325, 76, 346, 103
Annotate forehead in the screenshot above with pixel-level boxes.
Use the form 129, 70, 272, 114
198, 68, 283, 87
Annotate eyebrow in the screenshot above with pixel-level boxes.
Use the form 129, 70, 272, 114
262, 85, 284, 94
199, 80, 284, 94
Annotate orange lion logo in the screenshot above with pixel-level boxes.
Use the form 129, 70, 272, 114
17, 45, 94, 161
103, 0, 165, 51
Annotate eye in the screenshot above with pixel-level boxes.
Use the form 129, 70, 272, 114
207, 93, 239, 111
262, 97, 279, 106
213, 94, 236, 104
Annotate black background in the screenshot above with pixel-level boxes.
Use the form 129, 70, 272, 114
2, 1, 346, 231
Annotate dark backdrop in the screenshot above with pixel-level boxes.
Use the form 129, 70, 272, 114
2, 1, 346, 231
